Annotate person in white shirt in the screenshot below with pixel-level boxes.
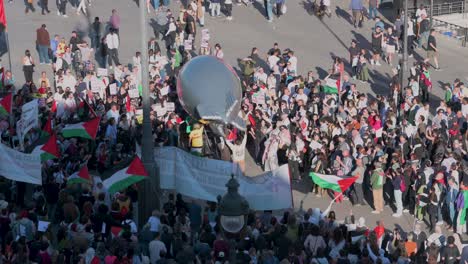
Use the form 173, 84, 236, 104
148, 232, 166, 264
254, 67, 268, 84
147, 210, 161, 232
223, 133, 248, 173
213, 43, 224, 59
415, 4, 427, 23
268, 51, 280, 70
132, 52, 141, 68
105, 29, 120, 68
78, 42, 93, 62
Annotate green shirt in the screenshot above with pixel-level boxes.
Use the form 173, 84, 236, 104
371, 168, 384, 189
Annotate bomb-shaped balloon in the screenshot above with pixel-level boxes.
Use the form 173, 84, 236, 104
177, 55, 245, 135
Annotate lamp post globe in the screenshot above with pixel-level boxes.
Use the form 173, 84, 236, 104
217, 175, 250, 234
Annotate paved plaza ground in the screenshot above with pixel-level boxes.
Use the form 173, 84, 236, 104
4, 0, 468, 232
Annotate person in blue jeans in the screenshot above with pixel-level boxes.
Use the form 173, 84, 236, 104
445, 177, 458, 231
276, 0, 284, 18
153, 0, 159, 11
368, 0, 378, 20
265, 0, 274, 22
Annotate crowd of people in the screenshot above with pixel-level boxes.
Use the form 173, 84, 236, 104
0, 0, 468, 263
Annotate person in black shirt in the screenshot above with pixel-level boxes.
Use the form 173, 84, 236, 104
92, 17, 102, 49
418, 15, 430, 48
371, 26, 383, 66
349, 40, 360, 78
425, 29, 440, 70
69, 31, 82, 52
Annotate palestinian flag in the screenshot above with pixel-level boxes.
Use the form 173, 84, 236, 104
50, 100, 57, 113
0, 93, 11, 115
62, 117, 100, 140
67, 165, 91, 185
41, 116, 53, 138
103, 156, 148, 194
459, 190, 468, 225
323, 78, 339, 94
39, 134, 60, 162
309, 172, 357, 193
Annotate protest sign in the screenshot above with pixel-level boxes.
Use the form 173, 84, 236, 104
109, 83, 118, 95
154, 147, 293, 210
165, 102, 175, 112
0, 143, 42, 185
252, 92, 266, 105
38, 221, 50, 232
128, 89, 140, 98
91, 79, 103, 93
97, 68, 108, 77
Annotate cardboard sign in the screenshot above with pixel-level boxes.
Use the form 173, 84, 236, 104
97, 68, 108, 77
91, 79, 103, 93
128, 89, 140, 98
165, 102, 175, 112
160, 86, 169, 96
38, 221, 50, 232
184, 40, 192, 51
252, 92, 266, 105
109, 83, 118, 95
152, 104, 167, 117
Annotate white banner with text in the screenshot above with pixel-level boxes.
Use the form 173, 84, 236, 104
154, 147, 293, 210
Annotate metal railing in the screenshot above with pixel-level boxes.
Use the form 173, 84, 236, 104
408, 1, 466, 16
407, 1, 468, 47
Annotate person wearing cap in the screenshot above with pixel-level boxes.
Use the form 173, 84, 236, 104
370, 162, 385, 214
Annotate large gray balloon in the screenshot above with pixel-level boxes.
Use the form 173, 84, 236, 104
177, 55, 245, 134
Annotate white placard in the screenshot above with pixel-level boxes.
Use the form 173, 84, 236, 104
109, 83, 118, 95
153, 147, 293, 211
165, 102, 175, 112
101, 222, 106, 234
38, 221, 50, 232
128, 89, 140, 98
252, 92, 266, 105
97, 68, 108, 77
184, 40, 192, 51
153, 104, 167, 117
160, 86, 169, 96
0, 143, 42, 185
135, 109, 143, 116
91, 79, 103, 93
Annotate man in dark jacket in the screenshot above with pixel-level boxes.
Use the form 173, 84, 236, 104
36, 24, 51, 64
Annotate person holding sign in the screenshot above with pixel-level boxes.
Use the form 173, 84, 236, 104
222, 132, 248, 173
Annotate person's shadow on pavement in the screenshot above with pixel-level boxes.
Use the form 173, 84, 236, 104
335, 6, 353, 25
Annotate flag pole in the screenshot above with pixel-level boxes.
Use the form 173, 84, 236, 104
5, 30, 11, 72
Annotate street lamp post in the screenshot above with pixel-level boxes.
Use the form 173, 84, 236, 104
217, 175, 250, 262
400, 0, 409, 100
138, 0, 160, 227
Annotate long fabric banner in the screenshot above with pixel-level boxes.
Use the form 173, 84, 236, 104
0, 143, 42, 185
154, 147, 293, 210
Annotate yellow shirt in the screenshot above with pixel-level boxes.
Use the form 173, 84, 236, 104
189, 127, 204, 148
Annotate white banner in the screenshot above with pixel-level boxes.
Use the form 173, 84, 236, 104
18, 100, 39, 146
154, 147, 292, 210
0, 144, 42, 185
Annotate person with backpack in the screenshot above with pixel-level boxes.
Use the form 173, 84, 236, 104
419, 63, 431, 104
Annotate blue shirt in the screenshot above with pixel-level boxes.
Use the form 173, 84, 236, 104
50, 39, 58, 55
349, 0, 363, 10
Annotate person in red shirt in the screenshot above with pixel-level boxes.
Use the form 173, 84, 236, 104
213, 233, 229, 261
